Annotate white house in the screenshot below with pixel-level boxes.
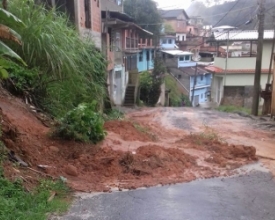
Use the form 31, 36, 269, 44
205, 30, 274, 108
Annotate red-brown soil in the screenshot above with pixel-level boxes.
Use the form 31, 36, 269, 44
0, 90, 258, 192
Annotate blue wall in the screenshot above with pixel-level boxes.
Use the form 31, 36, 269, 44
190, 73, 212, 104
137, 49, 154, 72
160, 38, 176, 49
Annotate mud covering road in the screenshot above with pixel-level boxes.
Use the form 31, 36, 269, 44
51, 107, 275, 220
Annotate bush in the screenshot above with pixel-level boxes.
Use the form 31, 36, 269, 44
139, 71, 162, 106
53, 102, 106, 143
7, 0, 107, 117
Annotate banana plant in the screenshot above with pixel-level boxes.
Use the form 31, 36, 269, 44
0, 7, 26, 78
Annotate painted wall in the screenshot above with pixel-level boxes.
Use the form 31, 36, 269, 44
108, 65, 129, 106
137, 49, 154, 72
214, 41, 274, 70
160, 38, 176, 49
190, 73, 212, 105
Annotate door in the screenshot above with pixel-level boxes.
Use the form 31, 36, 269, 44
115, 71, 122, 105
194, 95, 199, 106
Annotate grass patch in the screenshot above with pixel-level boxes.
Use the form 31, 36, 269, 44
133, 122, 157, 141
0, 171, 70, 220
216, 105, 251, 114
104, 109, 124, 121
164, 75, 191, 107
190, 126, 224, 145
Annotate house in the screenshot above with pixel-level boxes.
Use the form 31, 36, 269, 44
101, 1, 154, 106
205, 30, 275, 108
188, 67, 212, 106
137, 37, 155, 72
159, 9, 189, 42
42, 0, 102, 49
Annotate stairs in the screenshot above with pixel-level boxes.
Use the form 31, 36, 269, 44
124, 85, 136, 106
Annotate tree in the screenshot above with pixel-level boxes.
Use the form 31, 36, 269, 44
164, 23, 175, 34
124, 0, 162, 37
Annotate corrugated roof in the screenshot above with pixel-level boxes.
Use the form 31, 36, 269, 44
161, 50, 193, 56
214, 30, 275, 41
159, 9, 189, 20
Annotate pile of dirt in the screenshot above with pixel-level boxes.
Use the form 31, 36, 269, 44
0, 91, 259, 192
104, 120, 154, 142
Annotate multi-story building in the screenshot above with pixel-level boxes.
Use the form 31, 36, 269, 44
205, 30, 274, 107
43, 0, 102, 49
101, 0, 154, 106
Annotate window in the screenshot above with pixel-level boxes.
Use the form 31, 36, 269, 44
139, 51, 143, 62
200, 75, 203, 80
179, 56, 184, 61
162, 39, 167, 44
168, 39, 172, 44
185, 55, 190, 61
115, 0, 122, 5
84, 0, 91, 28
151, 50, 154, 60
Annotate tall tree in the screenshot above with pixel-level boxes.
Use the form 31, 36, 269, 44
123, 0, 162, 37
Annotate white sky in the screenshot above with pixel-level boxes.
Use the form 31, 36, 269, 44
154, 0, 192, 9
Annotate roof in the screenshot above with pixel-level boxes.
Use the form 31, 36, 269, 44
214, 30, 275, 41
161, 50, 193, 56
159, 9, 189, 20
205, 66, 270, 74
179, 67, 210, 76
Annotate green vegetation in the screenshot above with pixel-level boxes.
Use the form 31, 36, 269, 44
52, 102, 106, 143
0, 7, 26, 78
0, 174, 69, 220
164, 75, 191, 107
139, 56, 166, 106
216, 105, 251, 114
104, 109, 124, 121
190, 126, 224, 145
6, 0, 107, 117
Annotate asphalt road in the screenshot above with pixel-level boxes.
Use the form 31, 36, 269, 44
56, 170, 275, 220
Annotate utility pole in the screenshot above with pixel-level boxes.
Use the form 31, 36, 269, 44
191, 64, 198, 106
267, 10, 275, 84
251, 0, 265, 116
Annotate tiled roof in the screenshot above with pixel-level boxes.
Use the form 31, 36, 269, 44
214, 30, 274, 41
205, 66, 270, 74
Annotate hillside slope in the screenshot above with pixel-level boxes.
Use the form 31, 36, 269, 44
187, 0, 274, 29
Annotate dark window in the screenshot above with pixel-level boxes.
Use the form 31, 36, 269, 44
162, 39, 167, 44
178, 74, 182, 79
146, 50, 150, 61
201, 75, 203, 80
108, 28, 113, 52
55, 0, 75, 23
139, 52, 143, 62
168, 39, 172, 44
151, 50, 154, 60
84, 0, 91, 28
179, 56, 184, 61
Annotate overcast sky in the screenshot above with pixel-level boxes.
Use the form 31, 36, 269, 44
154, 0, 192, 9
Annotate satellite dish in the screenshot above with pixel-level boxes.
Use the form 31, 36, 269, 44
192, 55, 201, 62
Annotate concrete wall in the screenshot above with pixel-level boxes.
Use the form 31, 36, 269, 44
190, 87, 210, 106
137, 49, 154, 72
214, 41, 274, 70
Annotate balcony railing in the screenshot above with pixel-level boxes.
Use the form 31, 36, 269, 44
126, 37, 138, 50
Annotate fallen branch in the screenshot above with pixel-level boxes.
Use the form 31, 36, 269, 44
26, 167, 55, 179
258, 155, 275, 161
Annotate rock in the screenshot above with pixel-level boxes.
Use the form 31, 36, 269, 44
65, 165, 78, 176
49, 146, 59, 152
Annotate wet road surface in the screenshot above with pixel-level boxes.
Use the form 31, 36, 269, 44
57, 170, 275, 220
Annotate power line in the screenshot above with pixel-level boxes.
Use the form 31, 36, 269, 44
213, 0, 240, 27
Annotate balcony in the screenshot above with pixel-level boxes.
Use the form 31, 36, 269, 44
138, 38, 153, 48
125, 37, 139, 52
